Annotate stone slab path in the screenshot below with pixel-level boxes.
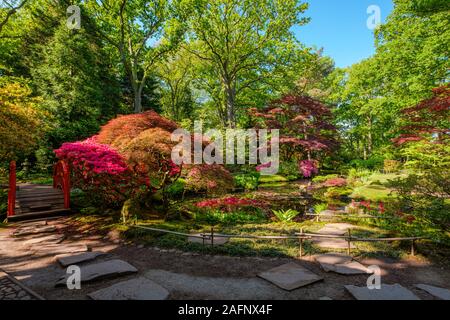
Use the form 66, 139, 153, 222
258, 262, 323, 291
188, 233, 229, 245
0, 271, 43, 300
345, 284, 420, 300
314, 253, 372, 275
311, 223, 356, 249
55, 259, 138, 287
88, 277, 169, 300
144, 269, 290, 300
415, 284, 450, 300
55, 251, 106, 267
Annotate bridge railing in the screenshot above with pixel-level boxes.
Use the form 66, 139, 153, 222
7, 161, 16, 217
53, 160, 70, 209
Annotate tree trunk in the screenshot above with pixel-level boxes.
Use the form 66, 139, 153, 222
367, 116, 373, 156
223, 78, 236, 128
133, 89, 142, 113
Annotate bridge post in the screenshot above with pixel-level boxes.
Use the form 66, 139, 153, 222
62, 160, 70, 209
7, 160, 16, 217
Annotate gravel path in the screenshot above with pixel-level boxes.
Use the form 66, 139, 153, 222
1, 217, 449, 300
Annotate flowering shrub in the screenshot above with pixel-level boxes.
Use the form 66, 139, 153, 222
185, 164, 234, 195
96, 111, 179, 151
54, 139, 143, 206
196, 197, 258, 208
323, 177, 347, 187
299, 160, 318, 178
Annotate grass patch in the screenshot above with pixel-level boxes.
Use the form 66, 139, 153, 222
350, 185, 394, 201
259, 175, 288, 183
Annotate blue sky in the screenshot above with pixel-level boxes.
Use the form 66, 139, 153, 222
293, 0, 394, 68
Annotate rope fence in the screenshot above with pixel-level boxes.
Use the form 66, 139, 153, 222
130, 224, 424, 257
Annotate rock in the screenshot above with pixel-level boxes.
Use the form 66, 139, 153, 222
315, 253, 372, 275
415, 284, 450, 300
258, 262, 323, 291
55, 259, 138, 286
188, 233, 229, 245
33, 244, 89, 255
319, 296, 333, 300
313, 238, 355, 249
12, 225, 56, 237
87, 277, 169, 300
137, 245, 144, 249
345, 284, 420, 300
22, 234, 65, 246
55, 251, 106, 267
144, 269, 288, 300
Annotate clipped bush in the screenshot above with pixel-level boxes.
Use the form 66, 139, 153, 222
384, 159, 401, 173
185, 164, 234, 195
312, 174, 338, 183
234, 172, 260, 190
96, 111, 179, 150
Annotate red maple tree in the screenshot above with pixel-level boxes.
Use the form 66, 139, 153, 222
250, 94, 338, 175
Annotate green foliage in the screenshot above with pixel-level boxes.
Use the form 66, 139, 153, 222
387, 170, 450, 233
312, 174, 339, 183
272, 209, 299, 222
279, 160, 301, 181
313, 203, 328, 214
195, 208, 266, 225
234, 172, 260, 191
384, 160, 401, 173
166, 178, 186, 197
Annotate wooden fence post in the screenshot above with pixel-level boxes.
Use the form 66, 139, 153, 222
347, 229, 352, 256
7, 160, 16, 217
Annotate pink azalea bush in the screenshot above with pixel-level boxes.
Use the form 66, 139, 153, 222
299, 159, 318, 178
54, 139, 144, 206
323, 177, 347, 187
195, 197, 261, 213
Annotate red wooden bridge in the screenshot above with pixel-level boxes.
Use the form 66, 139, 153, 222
6, 160, 71, 222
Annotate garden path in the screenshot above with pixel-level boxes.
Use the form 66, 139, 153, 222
1, 217, 449, 300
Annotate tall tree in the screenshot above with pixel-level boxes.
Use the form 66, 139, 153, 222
86, 0, 184, 113
184, 0, 309, 127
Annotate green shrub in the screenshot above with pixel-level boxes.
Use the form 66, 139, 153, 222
387, 169, 450, 236
234, 172, 260, 190
272, 209, 299, 222
312, 174, 338, 183
279, 160, 301, 180
384, 160, 401, 173
167, 178, 186, 197
349, 155, 384, 170
195, 208, 266, 225
313, 203, 328, 213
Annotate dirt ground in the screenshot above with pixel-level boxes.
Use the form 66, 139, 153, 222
0, 216, 449, 300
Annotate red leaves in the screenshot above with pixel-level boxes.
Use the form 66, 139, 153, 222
195, 197, 260, 212
394, 85, 449, 147
323, 177, 347, 187
299, 159, 318, 178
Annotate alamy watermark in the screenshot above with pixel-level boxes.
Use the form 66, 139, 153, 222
171, 121, 279, 175
367, 5, 381, 30
67, 5, 81, 30
66, 265, 81, 290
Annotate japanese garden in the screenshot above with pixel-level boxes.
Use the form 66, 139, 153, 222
0, 0, 449, 301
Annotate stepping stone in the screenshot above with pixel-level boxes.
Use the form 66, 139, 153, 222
87, 277, 169, 300
258, 262, 323, 291
55, 259, 138, 287
12, 225, 56, 237
315, 253, 372, 275
313, 238, 355, 249
345, 284, 420, 300
55, 251, 105, 267
22, 234, 65, 246
188, 233, 229, 245
319, 296, 333, 300
33, 244, 89, 255
415, 284, 450, 300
